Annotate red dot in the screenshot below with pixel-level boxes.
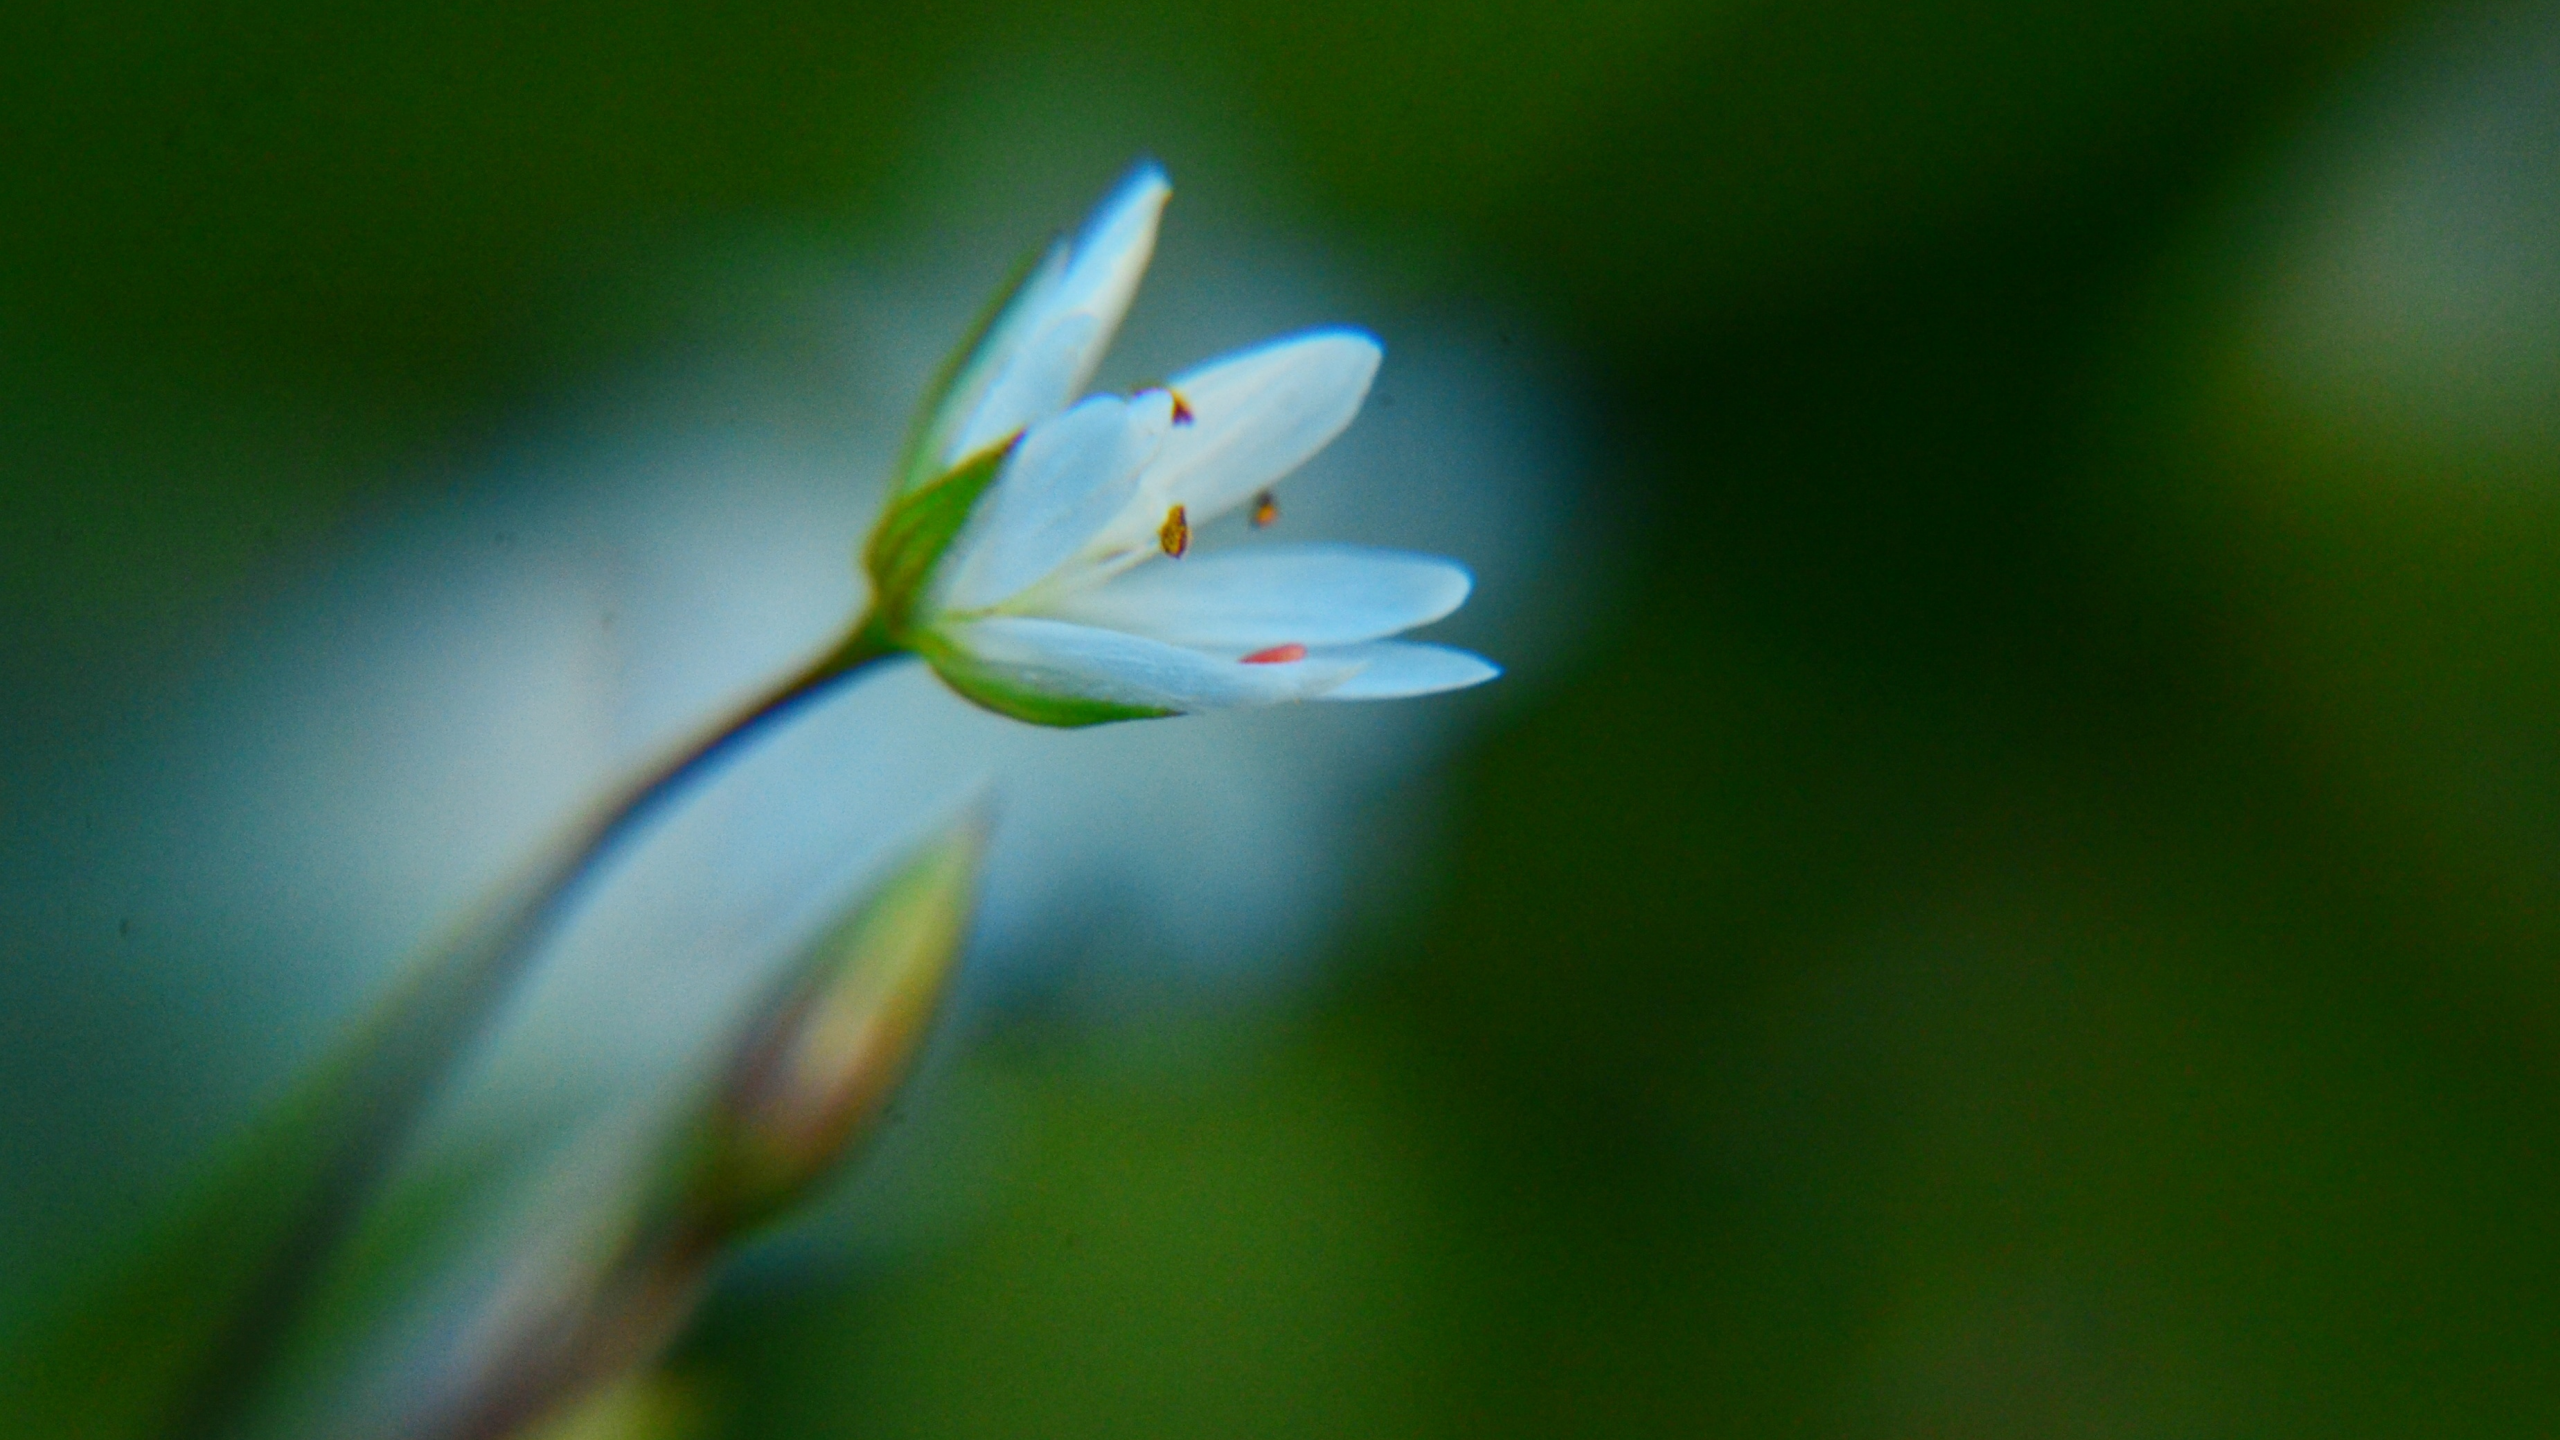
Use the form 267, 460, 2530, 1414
1240, 643, 1308, 665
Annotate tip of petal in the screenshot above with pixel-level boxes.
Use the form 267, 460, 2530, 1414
1076, 161, 1172, 258
1119, 157, 1173, 202
1298, 325, 1384, 379
1317, 642, 1500, 701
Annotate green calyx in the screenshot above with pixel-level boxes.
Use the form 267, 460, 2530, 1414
863, 442, 1010, 638
912, 632, 1175, 728
861, 442, 1168, 728
888, 242, 1047, 498
860, 444, 1165, 727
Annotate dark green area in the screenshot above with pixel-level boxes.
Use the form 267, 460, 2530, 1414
15, 0, 2560, 1433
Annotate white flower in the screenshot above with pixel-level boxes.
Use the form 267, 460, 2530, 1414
867, 163, 1499, 726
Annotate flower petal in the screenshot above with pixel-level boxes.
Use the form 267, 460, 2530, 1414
1311, 641, 1500, 700
936, 616, 1363, 713
1076, 329, 1382, 565
1158, 328, 1380, 518
1040, 544, 1472, 648
936, 392, 1175, 614
942, 164, 1170, 465
948, 311, 1099, 462
1046, 162, 1170, 341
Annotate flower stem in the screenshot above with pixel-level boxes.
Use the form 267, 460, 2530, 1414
163, 613, 898, 1440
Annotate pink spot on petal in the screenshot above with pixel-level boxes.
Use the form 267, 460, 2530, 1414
1241, 643, 1308, 665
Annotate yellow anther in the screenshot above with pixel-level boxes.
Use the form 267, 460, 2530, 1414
1250, 491, 1279, 528
1158, 504, 1190, 558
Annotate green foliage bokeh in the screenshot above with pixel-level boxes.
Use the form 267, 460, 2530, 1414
14, 0, 2560, 1434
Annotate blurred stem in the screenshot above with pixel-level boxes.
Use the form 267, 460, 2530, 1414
436, 1220, 723, 1440
163, 612, 898, 1440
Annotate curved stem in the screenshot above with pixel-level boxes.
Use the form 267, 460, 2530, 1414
165, 613, 899, 1440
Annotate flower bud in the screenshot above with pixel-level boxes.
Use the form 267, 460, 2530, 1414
683, 808, 987, 1234
380, 818, 987, 1440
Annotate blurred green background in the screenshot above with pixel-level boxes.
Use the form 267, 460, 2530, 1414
12, 0, 2560, 1434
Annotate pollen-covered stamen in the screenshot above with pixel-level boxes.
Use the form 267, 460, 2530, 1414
1157, 504, 1190, 558
1240, 643, 1307, 665
1167, 388, 1195, 426
1250, 491, 1279, 528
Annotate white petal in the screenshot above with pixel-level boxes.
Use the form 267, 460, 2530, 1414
949, 311, 1100, 461
1040, 544, 1472, 648
1048, 162, 1170, 344
1312, 641, 1499, 700
942, 164, 1170, 467
925, 243, 1066, 474
1158, 329, 1380, 513
942, 616, 1362, 712
1078, 329, 1381, 561
937, 392, 1175, 614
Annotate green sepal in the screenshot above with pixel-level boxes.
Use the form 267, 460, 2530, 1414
864, 443, 1010, 635
889, 242, 1050, 499
913, 634, 1176, 728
